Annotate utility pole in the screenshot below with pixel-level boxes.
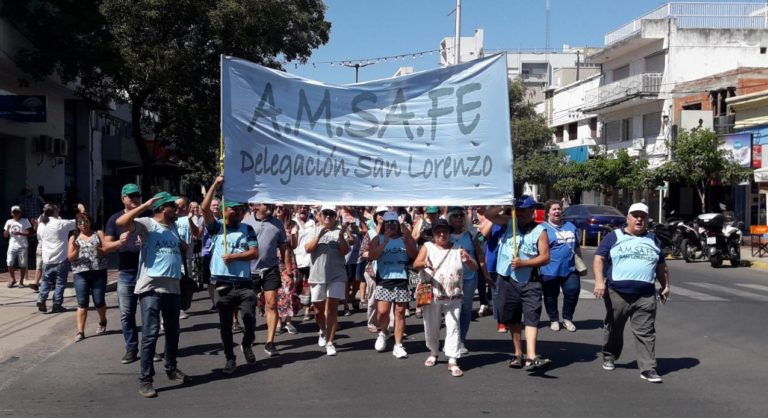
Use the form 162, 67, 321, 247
454, 0, 461, 65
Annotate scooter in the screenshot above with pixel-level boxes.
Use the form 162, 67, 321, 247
697, 212, 743, 268
678, 219, 708, 263
650, 219, 683, 258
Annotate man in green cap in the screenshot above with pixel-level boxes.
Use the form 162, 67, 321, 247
105, 183, 144, 365
117, 191, 189, 398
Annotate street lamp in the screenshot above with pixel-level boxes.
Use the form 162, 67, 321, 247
342, 61, 375, 83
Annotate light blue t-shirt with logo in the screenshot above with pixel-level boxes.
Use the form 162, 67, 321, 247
540, 221, 579, 278
377, 236, 408, 280
451, 231, 478, 282
207, 220, 258, 281
596, 229, 663, 296
133, 217, 182, 295
496, 222, 546, 284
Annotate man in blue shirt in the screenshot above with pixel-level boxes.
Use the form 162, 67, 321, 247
202, 176, 259, 375
593, 202, 671, 383
117, 191, 190, 398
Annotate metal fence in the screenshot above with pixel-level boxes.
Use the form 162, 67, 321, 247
605, 2, 768, 45
583, 73, 663, 110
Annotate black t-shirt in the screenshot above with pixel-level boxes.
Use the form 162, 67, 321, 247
105, 209, 145, 272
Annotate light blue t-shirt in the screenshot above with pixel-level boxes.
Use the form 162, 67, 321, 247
208, 220, 258, 281
540, 221, 579, 278
377, 236, 409, 280
451, 231, 479, 282
133, 217, 182, 295
496, 222, 546, 284
596, 229, 663, 296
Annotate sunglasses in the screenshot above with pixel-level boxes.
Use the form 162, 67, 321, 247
126, 193, 141, 199
322, 211, 336, 218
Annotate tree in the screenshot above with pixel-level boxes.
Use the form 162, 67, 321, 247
508, 80, 556, 192
1, 0, 331, 196
656, 128, 752, 212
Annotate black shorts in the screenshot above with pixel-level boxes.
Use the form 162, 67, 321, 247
296, 267, 310, 282
252, 265, 281, 292
496, 275, 542, 327
202, 255, 212, 285
346, 263, 361, 282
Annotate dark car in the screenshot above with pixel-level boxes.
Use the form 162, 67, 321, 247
562, 204, 626, 243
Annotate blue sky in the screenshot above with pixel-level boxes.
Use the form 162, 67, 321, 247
287, 0, 765, 84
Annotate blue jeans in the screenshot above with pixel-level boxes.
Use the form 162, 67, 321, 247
118, 270, 139, 352
541, 273, 581, 322
459, 278, 478, 343
490, 272, 500, 321
39, 262, 69, 307
73, 270, 107, 308
139, 291, 180, 382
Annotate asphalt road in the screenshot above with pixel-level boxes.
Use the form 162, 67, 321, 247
1, 250, 767, 418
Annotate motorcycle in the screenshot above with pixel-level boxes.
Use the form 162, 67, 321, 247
697, 211, 743, 268
678, 219, 708, 263
650, 218, 684, 258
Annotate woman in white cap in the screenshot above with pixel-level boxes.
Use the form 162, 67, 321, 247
304, 205, 351, 356
367, 211, 418, 358
413, 219, 478, 377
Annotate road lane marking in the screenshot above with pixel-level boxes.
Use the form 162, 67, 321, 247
579, 289, 594, 299
686, 282, 768, 302
669, 285, 728, 301
734, 283, 768, 294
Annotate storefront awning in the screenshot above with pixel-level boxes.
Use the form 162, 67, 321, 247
754, 168, 768, 182
563, 145, 589, 163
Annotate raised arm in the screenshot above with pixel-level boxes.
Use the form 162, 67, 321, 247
201, 176, 223, 226
485, 206, 511, 226
117, 198, 156, 231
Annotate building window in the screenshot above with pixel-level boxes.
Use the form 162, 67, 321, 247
568, 123, 578, 141
589, 118, 597, 139
644, 52, 665, 73
604, 120, 621, 143
761, 47, 767, 54
621, 118, 632, 141
555, 126, 564, 143
643, 112, 662, 139
613, 65, 630, 82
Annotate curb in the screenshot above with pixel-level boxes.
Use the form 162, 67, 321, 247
747, 260, 768, 271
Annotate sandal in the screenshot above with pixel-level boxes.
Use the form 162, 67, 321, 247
96, 321, 107, 335
525, 355, 552, 370
508, 355, 524, 369
424, 355, 437, 367
448, 363, 464, 377
74, 332, 85, 342
7, 280, 16, 288
18, 283, 26, 288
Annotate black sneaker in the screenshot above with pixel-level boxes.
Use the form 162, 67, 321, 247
36, 300, 47, 313
121, 350, 139, 364
166, 368, 190, 384
209, 304, 217, 312
602, 358, 615, 371
241, 344, 257, 364
640, 369, 663, 383
138, 381, 157, 398
222, 359, 237, 375
263, 342, 279, 357
51, 305, 66, 313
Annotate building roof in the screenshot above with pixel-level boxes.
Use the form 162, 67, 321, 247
672, 68, 768, 93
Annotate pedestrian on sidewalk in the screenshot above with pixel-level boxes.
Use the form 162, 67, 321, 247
304, 205, 351, 356
68, 212, 121, 342
486, 197, 552, 371
202, 176, 259, 375
105, 183, 145, 364
593, 202, 671, 384
36, 203, 86, 313
117, 192, 190, 398
4, 205, 32, 288
413, 218, 478, 377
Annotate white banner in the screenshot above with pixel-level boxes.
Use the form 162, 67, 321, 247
221, 54, 513, 205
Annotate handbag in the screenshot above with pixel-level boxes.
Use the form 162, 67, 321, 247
415, 244, 454, 307
573, 252, 588, 277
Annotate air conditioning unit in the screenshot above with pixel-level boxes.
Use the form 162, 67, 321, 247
55, 138, 68, 156
44, 135, 55, 154
632, 138, 645, 150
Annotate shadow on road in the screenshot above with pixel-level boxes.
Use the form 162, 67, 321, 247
621, 357, 701, 375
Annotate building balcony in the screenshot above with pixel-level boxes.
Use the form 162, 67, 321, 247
582, 73, 662, 113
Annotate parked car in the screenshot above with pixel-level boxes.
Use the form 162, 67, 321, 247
534, 202, 545, 224
562, 204, 626, 243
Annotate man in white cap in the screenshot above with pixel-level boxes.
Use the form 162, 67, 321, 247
593, 202, 671, 383
4, 205, 32, 287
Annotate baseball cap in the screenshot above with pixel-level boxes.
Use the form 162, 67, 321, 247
425, 206, 439, 214
515, 195, 537, 209
121, 183, 141, 196
151, 192, 179, 210
320, 205, 337, 213
10, 205, 21, 213
447, 206, 464, 214
375, 205, 388, 214
382, 211, 399, 222
221, 201, 245, 210
628, 202, 649, 216
432, 218, 454, 233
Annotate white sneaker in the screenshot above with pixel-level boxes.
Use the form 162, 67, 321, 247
284, 323, 298, 335
563, 319, 577, 332
459, 343, 469, 356
404, 308, 411, 317
325, 343, 337, 356
392, 344, 408, 359
478, 304, 488, 316
550, 321, 560, 331
318, 331, 327, 347
179, 310, 189, 320
375, 331, 388, 352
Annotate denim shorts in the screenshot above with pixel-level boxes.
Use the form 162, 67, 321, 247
73, 270, 108, 308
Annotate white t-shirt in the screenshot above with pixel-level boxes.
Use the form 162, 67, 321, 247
4, 218, 32, 249
292, 218, 315, 268
37, 218, 77, 264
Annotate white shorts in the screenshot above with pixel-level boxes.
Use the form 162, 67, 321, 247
6, 246, 27, 268
310, 282, 346, 302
